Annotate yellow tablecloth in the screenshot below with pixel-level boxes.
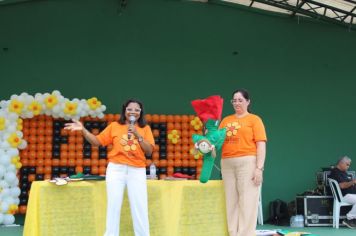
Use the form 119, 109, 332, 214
24, 180, 228, 236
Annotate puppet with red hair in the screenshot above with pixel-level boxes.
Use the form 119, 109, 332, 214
191, 95, 226, 183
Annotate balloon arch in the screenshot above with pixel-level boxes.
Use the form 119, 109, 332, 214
0, 91, 106, 225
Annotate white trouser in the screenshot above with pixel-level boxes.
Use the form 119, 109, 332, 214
344, 194, 356, 220
104, 162, 150, 236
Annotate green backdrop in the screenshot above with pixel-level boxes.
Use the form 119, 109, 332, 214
1, 0, 356, 218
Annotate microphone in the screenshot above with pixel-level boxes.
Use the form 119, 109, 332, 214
128, 115, 136, 139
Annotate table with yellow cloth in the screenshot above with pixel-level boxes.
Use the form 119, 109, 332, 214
24, 180, 228, 236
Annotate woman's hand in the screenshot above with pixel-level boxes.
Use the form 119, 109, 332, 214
64, 120, 84, 131
128, 123, 140, 138
252, 168, 263, 186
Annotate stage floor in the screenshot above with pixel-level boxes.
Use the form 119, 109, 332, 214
1, 224, 355, 236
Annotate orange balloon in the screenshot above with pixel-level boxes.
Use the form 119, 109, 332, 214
167, 159, 174, 167
167, 122, 174, 130
76, 151, 83, 159
52, 159, 60, 166
36, 158, 44, 166
68, 151, 76, 159
91, 166, 99, 175
189, 160, 197, 167
99, 166, 106, 175
146, 159, 152, 167
91, 150, 99, 159
152, 152, 159, 160
197, 159, 203, 168
60, 158, 68, 167
45, 136, 52, 143
152, 129, 160, 138
181, 130, 189, 138
28, 174, 36, 182
44, 128, 53, 136
167, 152, 174, 160
19, 205, 27, 214
37, 136, 45, 144
174, 145, 182, 153
159, 174, 167, 180
28, 135, 37, 144
83, 159, 91, 166
174, 123, 181, 130
159, 159, 167, 167
181, 153, 189, 160
181, 115, 189, 123
91, 159, 99, 166
44, 151, 52, 159
167, 144, 174, 152
29, 144, 37, 152
174, 159, 182, 167
151, 114, 159, 123
29, 159, 36, 167
75, 166, 83, 173
61, 151, 68, 159
37, 120, 45, 128
28, 151, 36, 160
44, 158, 52, 166
37, 128, 45, 136
174, 152, 181, 160
68, 158, 76, 167
174, 115, 181, 123
20, 150, 29, 159
99, 159, 107, 166
166, 115, 174, 123
36, 166, 44, 174
181, 122, 189, 130
44, 173, 52, 180
44, 166, 52, 174
144, 114, 152, 123
21, 158, 29, 166
167, 166, 174, 176
76, 159, 83, 166
36, 151, 44, 159
159, 114, 167, 123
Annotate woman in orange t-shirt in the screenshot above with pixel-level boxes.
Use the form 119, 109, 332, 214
65, 99, 154, 236
219, 89, 267, 236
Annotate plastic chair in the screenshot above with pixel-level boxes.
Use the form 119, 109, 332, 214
328, 178, 353, 228
257, 187, 263, 225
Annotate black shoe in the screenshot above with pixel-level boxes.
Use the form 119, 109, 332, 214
342, 219, 356, 229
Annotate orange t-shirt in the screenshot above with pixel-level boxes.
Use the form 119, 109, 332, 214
219, 113, 267, 158
96, 122, 155, 167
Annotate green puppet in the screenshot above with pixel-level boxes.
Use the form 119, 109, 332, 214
191, 95, 226, 183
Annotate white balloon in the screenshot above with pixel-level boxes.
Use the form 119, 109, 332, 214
0, 180, 9, 189
0, 200, 10, 213
0, 153, 11, 166
6, 148, 19, 157
1, 188, 11, 198
10, 187, 20, 197
0, 166, 5, 178
3, 214, 15, 225
6, 165, 16, 173
18, 140, 27, 149
13, 198, 19, 205
4, 172, 17, 185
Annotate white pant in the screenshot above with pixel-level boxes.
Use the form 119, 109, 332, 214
104, 163, 150, 236
344, 194, 356, 220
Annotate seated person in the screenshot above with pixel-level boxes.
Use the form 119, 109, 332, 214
329, 156, 356, 229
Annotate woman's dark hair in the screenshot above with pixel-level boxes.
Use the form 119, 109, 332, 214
232, 88, 251, 112
119, 99, 147, 128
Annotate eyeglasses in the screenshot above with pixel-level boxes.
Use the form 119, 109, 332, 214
230, 99, 245, 104
126, 108, 141, 113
